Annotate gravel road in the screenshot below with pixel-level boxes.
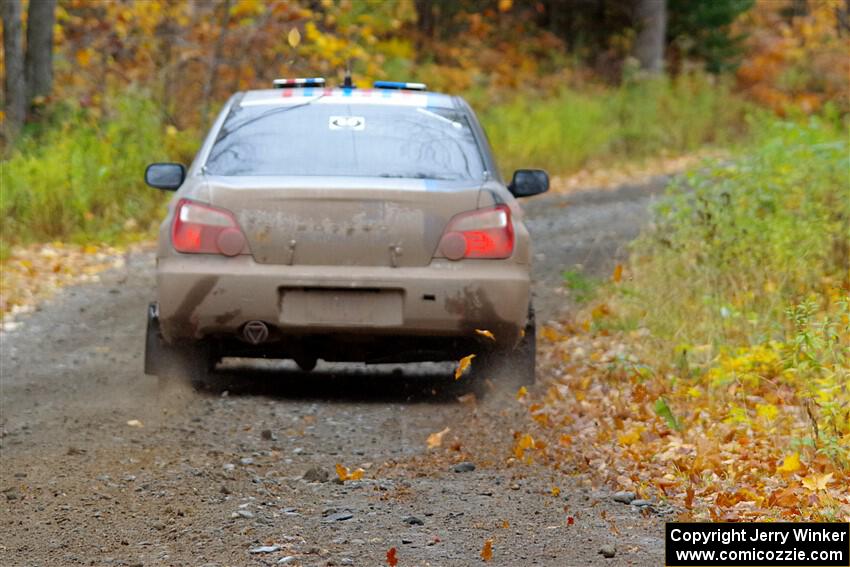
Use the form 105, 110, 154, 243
1, 178, 669, 567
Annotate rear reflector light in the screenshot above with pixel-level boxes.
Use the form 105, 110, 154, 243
438, 204, 514, 260
172, 199, 247, 256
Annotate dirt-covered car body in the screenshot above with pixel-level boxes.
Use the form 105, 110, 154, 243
144, 81, 548, 378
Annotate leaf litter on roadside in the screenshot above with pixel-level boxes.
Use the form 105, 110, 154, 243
1, 242, 139, 326
516, 319, 850, 522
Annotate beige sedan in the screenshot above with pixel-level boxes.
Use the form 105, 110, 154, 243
143, 78, 548, 387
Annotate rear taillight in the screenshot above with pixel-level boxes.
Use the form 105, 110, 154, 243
437, 204, 514, 260
171, 199, 247, 256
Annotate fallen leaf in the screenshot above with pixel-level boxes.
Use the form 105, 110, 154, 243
426, 427, 450, 449
551, 486, 561, 497
540, 326, 561, 342
335, 463, 365, 481
612, 263, 623, 282
480, 538, 493, 562
516, 386, 528, 400
802, 472, 832, 492
778, 452, 801, 473
475, 329, 496, 341
386, 546, 398, 567
454, 354, 476, 380
685, 487, 695, 509
126, 419, 143, 428
567, 515, 575, 525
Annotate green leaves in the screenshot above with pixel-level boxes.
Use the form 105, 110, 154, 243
654, 397, 682, 432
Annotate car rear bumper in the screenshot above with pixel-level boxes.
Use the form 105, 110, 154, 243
156, 255, 530, 349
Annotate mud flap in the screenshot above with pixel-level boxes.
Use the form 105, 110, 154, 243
144, 303, 165, 376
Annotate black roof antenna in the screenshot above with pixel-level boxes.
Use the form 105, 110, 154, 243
342, 60, 354, 88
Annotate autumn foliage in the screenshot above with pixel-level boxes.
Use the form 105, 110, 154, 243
521, 120, 849, 522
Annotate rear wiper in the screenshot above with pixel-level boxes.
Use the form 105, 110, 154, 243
213, 94, 325, 145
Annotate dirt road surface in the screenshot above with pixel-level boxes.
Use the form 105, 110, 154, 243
1, 179, 670, 567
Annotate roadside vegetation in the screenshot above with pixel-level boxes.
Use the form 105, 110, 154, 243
521, 118, 849, 521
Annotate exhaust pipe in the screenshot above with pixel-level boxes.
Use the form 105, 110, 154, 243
242, 321, 269, 344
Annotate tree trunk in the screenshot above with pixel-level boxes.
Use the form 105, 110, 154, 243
633, 0, 666, 74
201, 0, 232, 127
2, 0, 26, 140
414, 0, 435, 39
25, 0, 57, 102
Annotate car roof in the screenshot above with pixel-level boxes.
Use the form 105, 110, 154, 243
239, 87, 458, 110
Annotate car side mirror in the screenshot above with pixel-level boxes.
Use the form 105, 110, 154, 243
508, 169, 549, 198
145, 163, 185, 191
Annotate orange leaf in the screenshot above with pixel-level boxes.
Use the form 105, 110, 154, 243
454, 354, 476, 380
480, 538, 493, 562
335, 463, 349, 481
386, 546, 398, 567
475, 329, 496, 341
612, 263, 623, 283
426, 427, 450, 449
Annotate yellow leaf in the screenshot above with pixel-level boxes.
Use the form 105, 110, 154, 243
349, 468, 364, 480
426, 427, 450, 449
83, 244, 99, 254
756, 403, 778, 421
551, 486, 561, 497
518, 433, 534, 449
802, 472, 833, 492
617, 426, 644, 446
480, 538, 493, 562
540, 326, 560, 342
516, 386, 528, 400
475, 329, 496, 341
288, 27, 301, 48
497, 0, 512, 12
777, 452, 801, 473
454, 354, 475, 380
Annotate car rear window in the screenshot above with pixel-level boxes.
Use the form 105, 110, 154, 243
204, 101, 486, 181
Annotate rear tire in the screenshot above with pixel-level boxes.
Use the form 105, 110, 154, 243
145, 303, 213, 390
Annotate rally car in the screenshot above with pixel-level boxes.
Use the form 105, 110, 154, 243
144, 77, 548, 386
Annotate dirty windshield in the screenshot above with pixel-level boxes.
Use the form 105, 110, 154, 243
204, 102, 486, 181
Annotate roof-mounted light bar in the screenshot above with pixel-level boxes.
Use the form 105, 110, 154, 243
373, 81, 427, 91
273, 77, 326, 89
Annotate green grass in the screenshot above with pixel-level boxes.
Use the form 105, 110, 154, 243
618, 117, 849, 350
1, 92, 197, 254
477, 73, 751, 176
